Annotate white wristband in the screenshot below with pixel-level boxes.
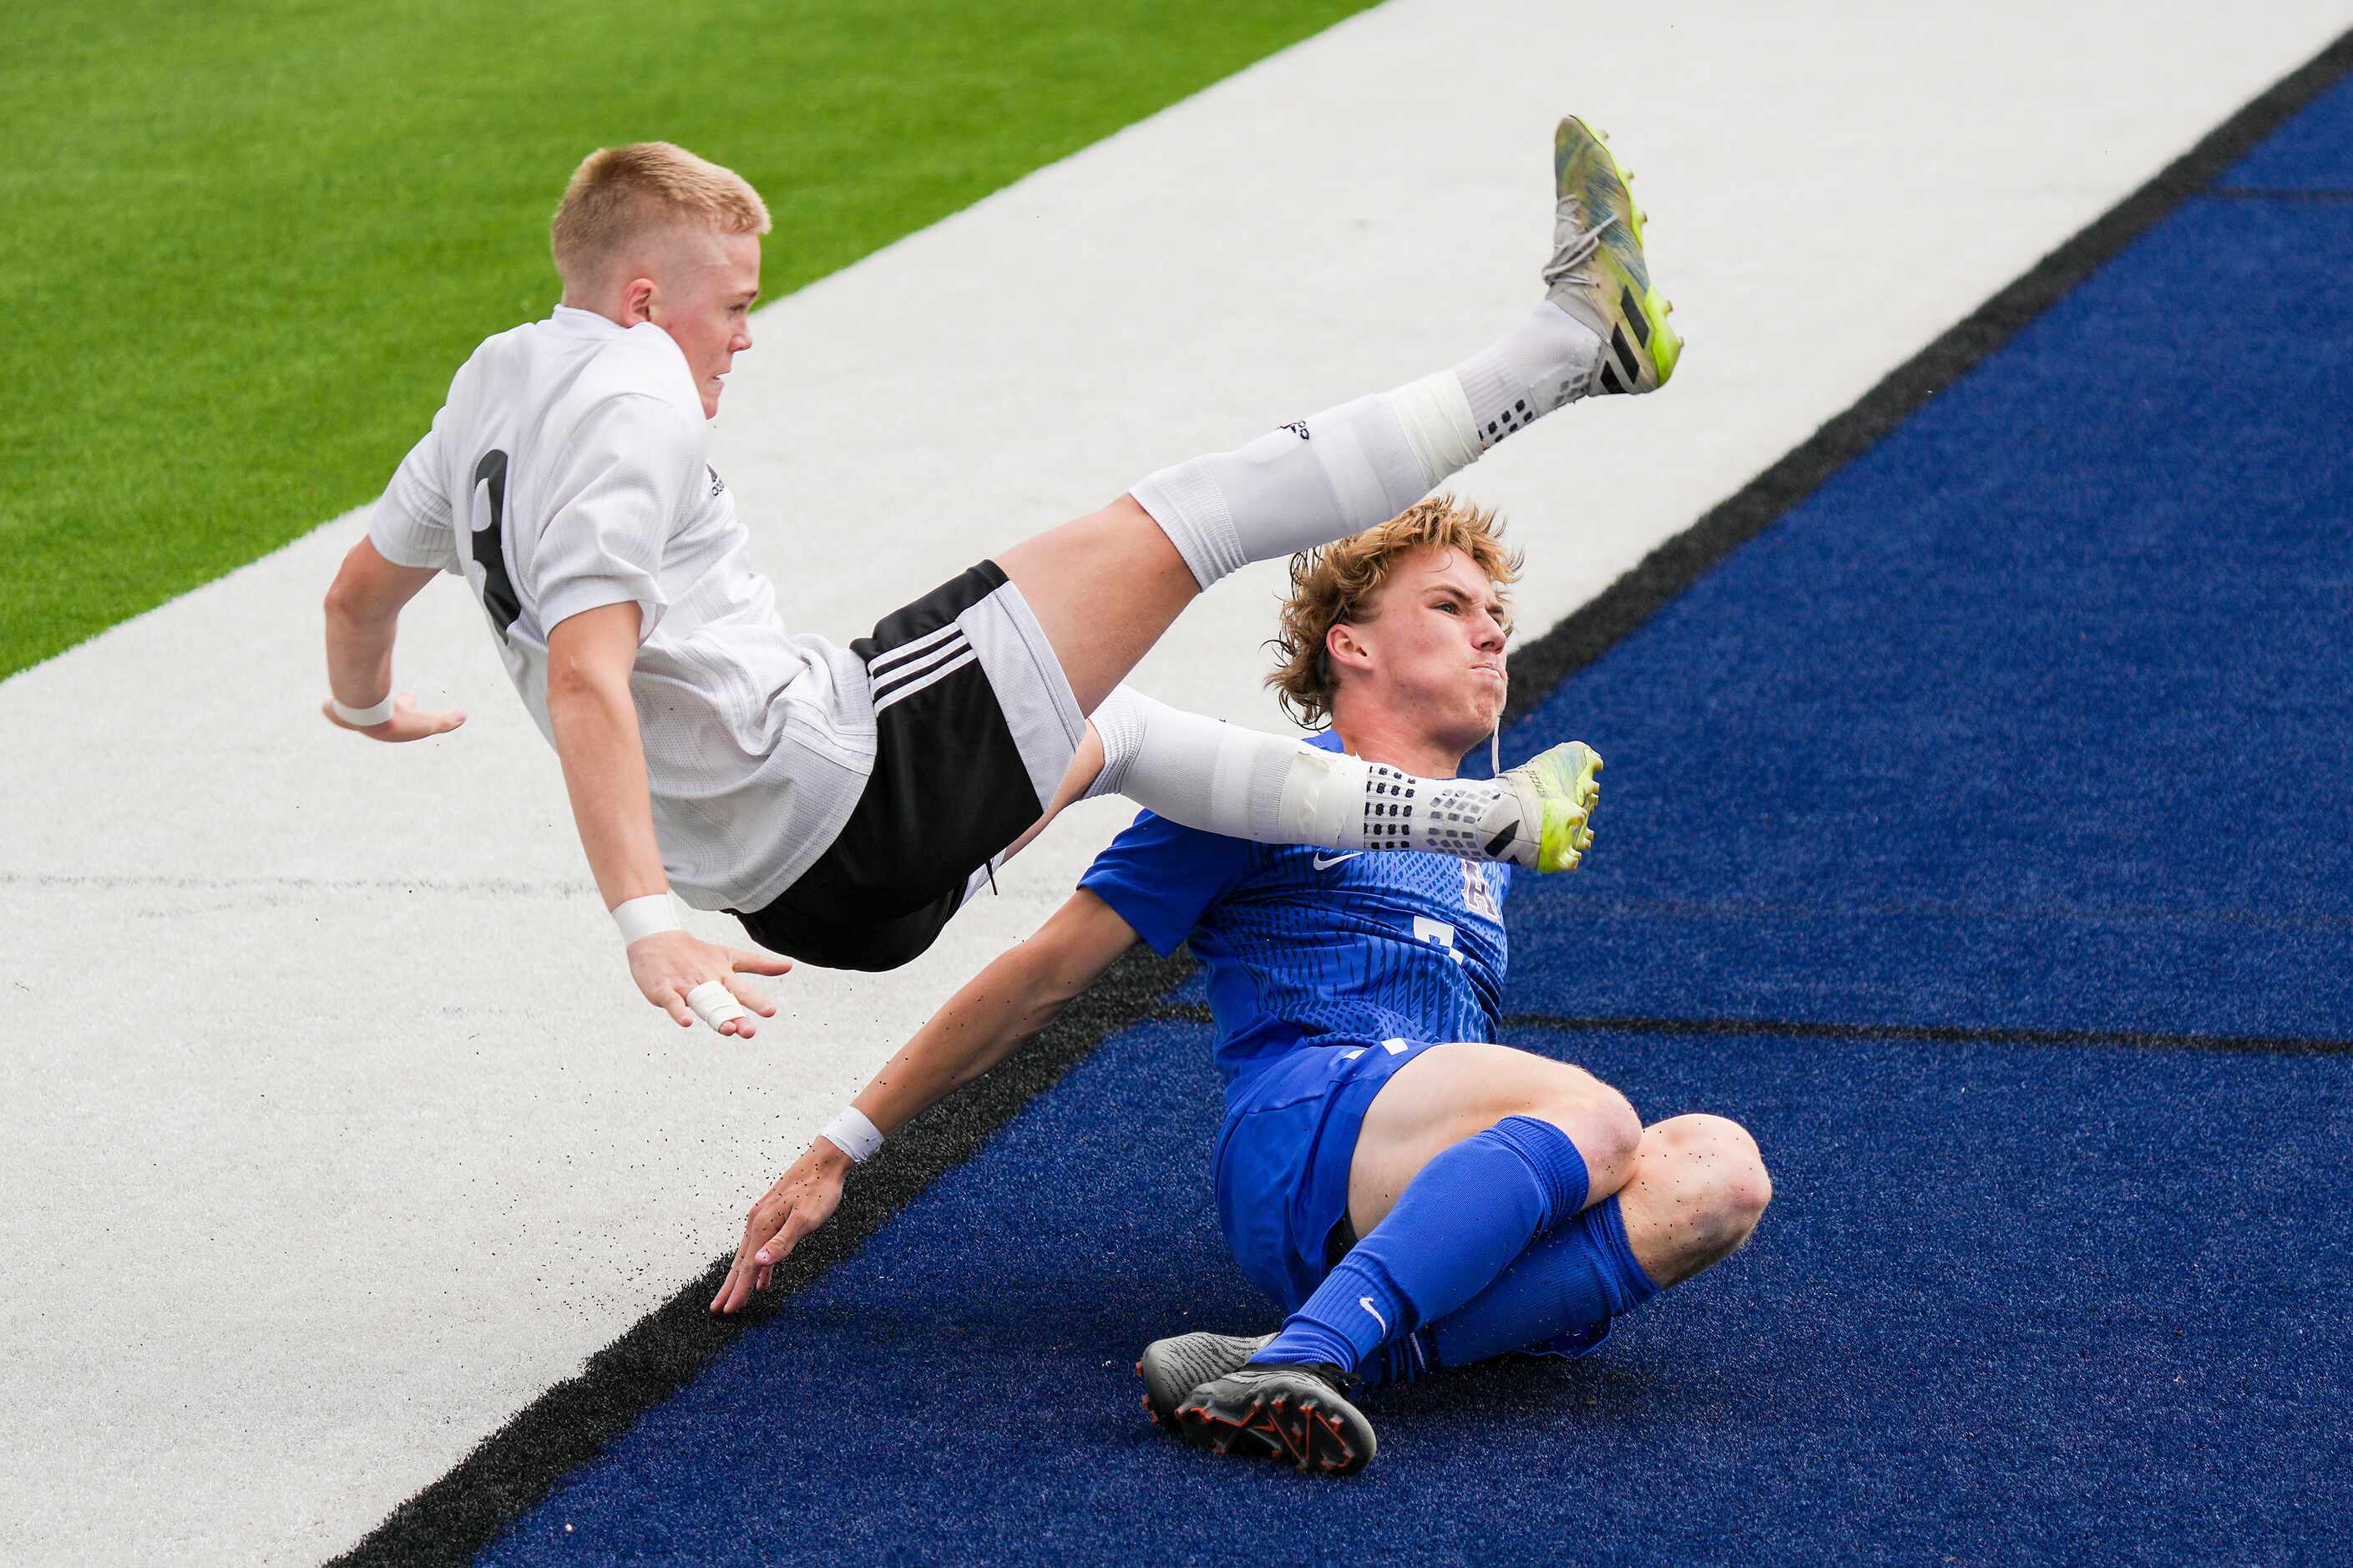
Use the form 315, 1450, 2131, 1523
612, 893, 681, 945
820, 1107, 883, 1164
331, 692, 397, 727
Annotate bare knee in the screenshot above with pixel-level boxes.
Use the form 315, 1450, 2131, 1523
1664, 1113, 1770, 1236
1625, 1114, 1771, 1285
1532, 1070, 1643, 1201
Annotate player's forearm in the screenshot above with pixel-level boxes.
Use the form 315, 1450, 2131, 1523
323, 614, 395, 709
545, 672, 670, 908
853, 944, 1088, 1136
322, 586, 399, 707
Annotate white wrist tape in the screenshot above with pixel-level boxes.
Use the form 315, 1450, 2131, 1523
820, 1107, 883, 1164
331, 692, 397, 727
684, 979, 751, 1032
612, 893, 682, 945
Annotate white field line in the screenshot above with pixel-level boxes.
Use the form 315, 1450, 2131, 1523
2, 2, 2345, 1560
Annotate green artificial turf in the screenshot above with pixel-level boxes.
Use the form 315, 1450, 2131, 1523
0, 0, 1374, 679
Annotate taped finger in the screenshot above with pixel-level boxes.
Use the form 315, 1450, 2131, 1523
686, 979, 752, 1032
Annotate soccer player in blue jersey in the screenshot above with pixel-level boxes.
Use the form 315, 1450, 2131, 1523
711, 498, 1771, 1474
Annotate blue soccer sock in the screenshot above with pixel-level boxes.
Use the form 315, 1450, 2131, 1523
1424, 1194, 1658, 1372
1249, 1115, 1591, 1376
1359, 1197, 1657, 1388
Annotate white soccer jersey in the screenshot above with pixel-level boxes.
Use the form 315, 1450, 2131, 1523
369, 305, 872, 912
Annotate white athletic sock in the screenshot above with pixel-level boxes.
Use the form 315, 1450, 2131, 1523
1450, 300, 1604, 450
1131, 303, 1604, 589
1086, 687, 1529, 862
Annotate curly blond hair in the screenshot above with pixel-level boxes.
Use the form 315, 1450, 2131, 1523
551, 142, 772, 293
1264, 494, 1522, 729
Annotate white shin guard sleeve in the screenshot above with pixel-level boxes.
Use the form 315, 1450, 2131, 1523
1085, 685, 1295, 839
1085, 686, 1516, 857
1131, 387, 1465, 590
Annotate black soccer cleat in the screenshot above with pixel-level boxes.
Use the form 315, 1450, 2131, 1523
1171, 1363, 1378, 1475
1136, 1330, 1274, 1428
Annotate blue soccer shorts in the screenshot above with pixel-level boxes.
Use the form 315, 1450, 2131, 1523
1212, 1034, 1440, 1312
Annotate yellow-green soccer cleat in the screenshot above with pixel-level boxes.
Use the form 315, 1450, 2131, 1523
1546, 116, 1682, 395
1497, 741, 1603, 873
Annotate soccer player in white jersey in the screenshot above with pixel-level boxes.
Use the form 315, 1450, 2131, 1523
321, 121, 1682, 1031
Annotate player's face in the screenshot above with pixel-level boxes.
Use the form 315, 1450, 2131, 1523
648, 230, 762, 418
1343, 546, 1511, 748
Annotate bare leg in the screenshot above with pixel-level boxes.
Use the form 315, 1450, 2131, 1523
995, 498, 1200, 720
1345, 1042, 1644, 1237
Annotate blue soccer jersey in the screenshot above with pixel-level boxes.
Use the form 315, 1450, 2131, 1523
1079, 731, 1512, 1084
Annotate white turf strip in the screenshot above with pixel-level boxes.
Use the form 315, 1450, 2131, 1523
3, 3, 2344, 1559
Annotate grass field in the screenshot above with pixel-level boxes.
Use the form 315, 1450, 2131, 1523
0, 0, 1372, 679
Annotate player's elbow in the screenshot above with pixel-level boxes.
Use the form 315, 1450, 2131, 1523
323, 547, 387, 627
994, 942, 1097, 1039
545, 604, 643, 707
1009, 960, 1084, 1035
544, 646, 628, 711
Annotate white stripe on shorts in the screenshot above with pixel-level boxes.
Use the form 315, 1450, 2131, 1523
868, 620, 966, 680
871, 645, 980, 715
871, 633, 973, 705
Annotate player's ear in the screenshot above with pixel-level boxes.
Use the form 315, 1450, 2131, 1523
1326, 621, 1374, 678
622, 275, 658, 325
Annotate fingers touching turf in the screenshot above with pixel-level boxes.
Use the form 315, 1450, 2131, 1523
710, 1151, 849, 1314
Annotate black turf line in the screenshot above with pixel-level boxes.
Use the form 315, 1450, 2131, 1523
337, 28, 2353, 1566
1499, 1012, 2353, 1059
1150, 1001, 2353, 1058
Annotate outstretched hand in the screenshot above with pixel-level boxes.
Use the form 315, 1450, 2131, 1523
627, 928, 789, 1037
321, 693, 468, 741
711, 1141, 850, 1313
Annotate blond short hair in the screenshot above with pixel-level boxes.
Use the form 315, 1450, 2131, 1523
550, 142, 772, 291
1264, 494, 1523, 729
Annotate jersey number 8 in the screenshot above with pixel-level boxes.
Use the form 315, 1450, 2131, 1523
469, 449, 521, 643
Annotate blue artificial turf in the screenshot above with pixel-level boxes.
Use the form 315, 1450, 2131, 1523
472, 104, 2353, 1566
481, 1018, 2353, 1565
